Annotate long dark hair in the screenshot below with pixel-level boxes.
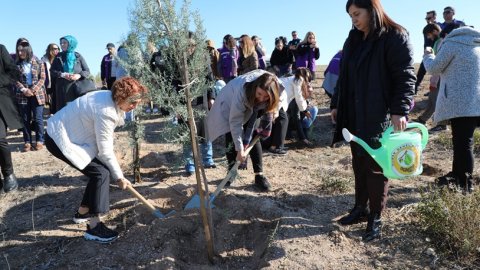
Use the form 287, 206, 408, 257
244, 73, 280, 112
15, 37, 33, 63
45, 43, 59, 64
346, 0, 405, 36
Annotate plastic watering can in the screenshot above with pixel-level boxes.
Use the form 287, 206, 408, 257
342, 122, 429, 179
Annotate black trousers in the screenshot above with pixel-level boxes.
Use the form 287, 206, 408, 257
415, 62, 426, 91
45, 133, 111, 214
262, 108, 288, 149
287, 100, 308, 140
106, 77, 116, 90
0, 116, 13, 177
451, 117, 480, 178
351, 143, 389, 214
225, 132, 263, 173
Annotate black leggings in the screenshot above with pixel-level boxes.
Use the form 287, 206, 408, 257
451, 117, 480, 177
45, 133, 111, 214
225, 132, 263, 173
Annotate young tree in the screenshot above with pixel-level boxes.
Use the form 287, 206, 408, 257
122, 0, 215, 261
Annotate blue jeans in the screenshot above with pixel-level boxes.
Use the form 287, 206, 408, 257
302, 106, 318, 128
183, 141, 214, 172
18, 97, 44, 144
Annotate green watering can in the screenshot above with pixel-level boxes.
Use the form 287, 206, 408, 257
342, 122, 429, 179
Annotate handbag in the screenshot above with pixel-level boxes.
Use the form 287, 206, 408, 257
72, 78, 97, 97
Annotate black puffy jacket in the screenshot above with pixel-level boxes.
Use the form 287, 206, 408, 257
331, 28, 416, 147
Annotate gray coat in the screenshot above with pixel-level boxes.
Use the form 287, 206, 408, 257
207, 69, 270, 151
423, 27, 480, 123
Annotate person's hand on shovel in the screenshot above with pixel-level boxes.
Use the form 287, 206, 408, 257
237, 146, 249, 170
117, 178, 132, 190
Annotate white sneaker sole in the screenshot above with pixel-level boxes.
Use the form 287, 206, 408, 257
84, 232, 118, 243
73, 217, 90, 224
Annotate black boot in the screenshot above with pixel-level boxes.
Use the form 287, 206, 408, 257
3, 174, 18, 193
435, 172, 458, 187
338, 205, 369, 225
457, 172, 474, 194
363, 212, 382, 242
254, 174, 272, 191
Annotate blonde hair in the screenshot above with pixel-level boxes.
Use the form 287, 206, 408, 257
301, 31, 316, 44
240, 35, 255, 57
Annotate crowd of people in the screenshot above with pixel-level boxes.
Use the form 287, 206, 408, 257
0, 0, 478, 244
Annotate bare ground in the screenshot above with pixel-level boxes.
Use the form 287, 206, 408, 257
0, 67, 478, 269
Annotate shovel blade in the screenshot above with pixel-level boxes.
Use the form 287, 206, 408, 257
184, 194, 215, 210
152, 209, 176, 218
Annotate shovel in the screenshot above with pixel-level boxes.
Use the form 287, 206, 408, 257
126, 185, 176, 218
184, 136, 260, 210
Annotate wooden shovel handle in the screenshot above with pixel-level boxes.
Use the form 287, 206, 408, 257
211, 135, 260, 198
126, 185, 157, 212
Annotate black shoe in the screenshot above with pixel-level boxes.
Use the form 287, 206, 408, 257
204, 163, 217, 169
73, 211, 91, 224
338, 205, 369, 225
254, 175, 272, 191
269, 148, 287, 155
3, 174, 18, 193
84, 222, 119, 243
458, 172, 474, 194
363, 213, 382, 242
429, 125, 448, 134
436, 172, 457, 187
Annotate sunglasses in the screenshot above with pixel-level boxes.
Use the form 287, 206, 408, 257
52, 47, 59, 50
425, 17, 433, 20
443, 11, 453, 14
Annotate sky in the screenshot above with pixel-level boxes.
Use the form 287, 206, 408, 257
1, 0, 478, 76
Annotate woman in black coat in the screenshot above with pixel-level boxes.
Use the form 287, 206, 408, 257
0, 44, 23, 192
50, 35, 91, 113
330, 0, 416, 241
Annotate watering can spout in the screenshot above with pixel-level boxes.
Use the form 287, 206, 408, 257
342, 128, 380, 160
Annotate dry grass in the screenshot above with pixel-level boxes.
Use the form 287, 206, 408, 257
417, 187, 480, 266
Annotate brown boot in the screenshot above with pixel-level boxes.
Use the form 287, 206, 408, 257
35, 142, 44, 150
23, 143, 32, 152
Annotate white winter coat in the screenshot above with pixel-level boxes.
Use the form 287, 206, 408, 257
47, 91, 125, 180
279, 76, 308, 112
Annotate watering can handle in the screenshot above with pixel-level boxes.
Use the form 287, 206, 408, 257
383, 122, 429, 149
406, 122, 429, 149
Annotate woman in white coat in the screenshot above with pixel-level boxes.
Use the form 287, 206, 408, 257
263, 68, 312, 154
207, 70, 281, 191
45, 77, 147, 243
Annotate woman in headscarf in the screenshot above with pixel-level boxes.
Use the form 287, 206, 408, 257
50, 35, 90, 113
